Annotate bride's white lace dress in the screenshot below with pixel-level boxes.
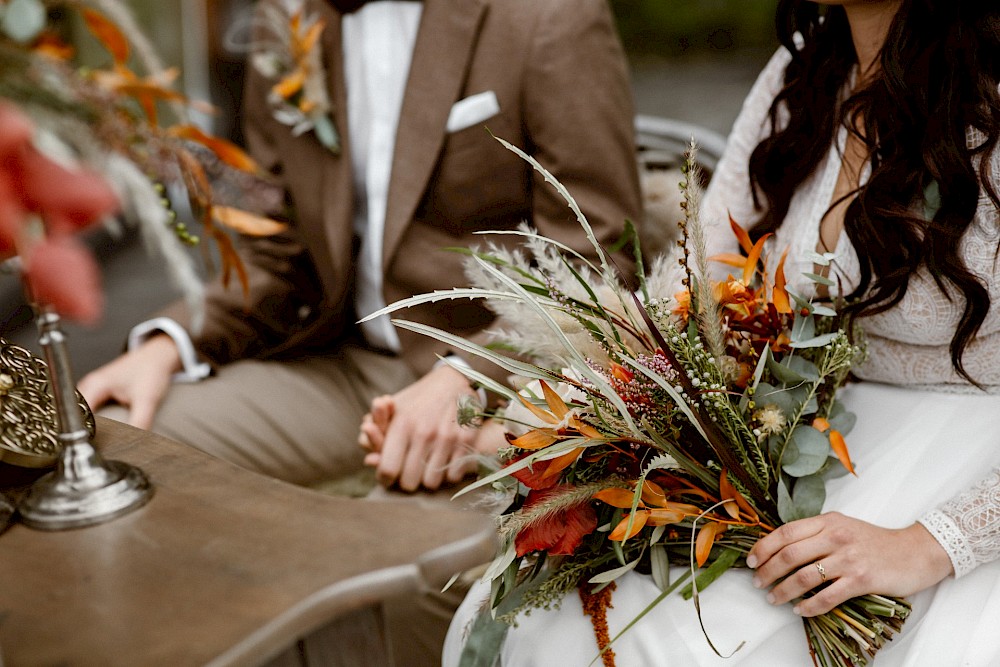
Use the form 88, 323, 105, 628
443, 47, 1000, 666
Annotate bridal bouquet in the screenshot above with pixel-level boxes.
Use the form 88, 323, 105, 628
370, 144, 910, 666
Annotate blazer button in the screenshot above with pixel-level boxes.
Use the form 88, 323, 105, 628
297, 305, 313, 321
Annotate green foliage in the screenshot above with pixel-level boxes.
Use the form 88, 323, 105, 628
610, 0, 780, 57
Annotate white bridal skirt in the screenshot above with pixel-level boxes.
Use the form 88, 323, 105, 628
443, 383, 1000, 666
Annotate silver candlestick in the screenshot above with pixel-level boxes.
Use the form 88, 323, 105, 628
18, 308, 153, 530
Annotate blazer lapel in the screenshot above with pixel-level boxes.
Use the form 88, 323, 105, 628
312, 0, 356, 293
380, 0, 488, 268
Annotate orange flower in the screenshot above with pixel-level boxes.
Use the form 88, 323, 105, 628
272, 8, 326, 109
715, 277, 758, 314
672, 288, 691, 320
813, 418, 856, 475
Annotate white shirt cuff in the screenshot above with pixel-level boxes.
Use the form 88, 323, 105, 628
127, 317, 211, 384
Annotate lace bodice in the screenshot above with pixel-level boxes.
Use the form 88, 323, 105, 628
700, 47, 1000, 576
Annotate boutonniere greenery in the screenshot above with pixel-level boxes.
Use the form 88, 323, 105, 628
250, 1, 340, 154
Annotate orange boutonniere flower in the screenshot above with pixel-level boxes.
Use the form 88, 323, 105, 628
248, 2, 340, 154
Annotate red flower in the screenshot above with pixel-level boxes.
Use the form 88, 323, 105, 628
510, 455, 560, 490
24, 237, 103, 324
0, 103, 119, 323
508, 449, 583, 490
514, 486, 598, 557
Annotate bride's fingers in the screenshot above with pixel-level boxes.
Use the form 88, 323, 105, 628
371, 395, 394, 431
359, 412, 389, 451
752, 534, 831, 592
358, 414, 374, 449
766, 557, 837, 607
792, 578, 856, 617
748, 516, 827, 580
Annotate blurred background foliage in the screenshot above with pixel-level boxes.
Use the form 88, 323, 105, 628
610, 0, 780, 57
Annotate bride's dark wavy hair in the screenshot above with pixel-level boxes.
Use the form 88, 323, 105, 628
748, 0, 1000, 383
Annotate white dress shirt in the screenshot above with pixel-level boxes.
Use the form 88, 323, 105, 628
343, 2, 423, 353
129, 2, 425, 372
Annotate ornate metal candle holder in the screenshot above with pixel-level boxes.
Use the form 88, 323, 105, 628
16, 308, 153, 530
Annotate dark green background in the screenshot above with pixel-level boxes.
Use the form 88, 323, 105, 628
611, 0, 780, 56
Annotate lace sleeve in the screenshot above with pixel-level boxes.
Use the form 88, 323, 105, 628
903, 133, 1000, 578
919, 467, 1000, 577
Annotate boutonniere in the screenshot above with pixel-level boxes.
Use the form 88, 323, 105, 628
251, 1, 340, 154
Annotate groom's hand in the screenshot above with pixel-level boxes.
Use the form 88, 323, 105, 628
78, 334, 181, 430
363, 364, 480, 492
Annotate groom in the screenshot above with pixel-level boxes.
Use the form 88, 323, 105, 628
80, 0, 640, 493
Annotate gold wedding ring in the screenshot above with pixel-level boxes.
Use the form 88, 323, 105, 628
815, 562, 827, 583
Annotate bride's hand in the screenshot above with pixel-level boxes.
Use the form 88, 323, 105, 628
745, 512, 954, 617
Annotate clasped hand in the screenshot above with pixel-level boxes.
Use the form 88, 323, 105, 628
746, 512, 954, 616
358, 364, 501, 492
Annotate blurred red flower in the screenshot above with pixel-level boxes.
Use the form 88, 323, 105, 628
0, 103, 119, 323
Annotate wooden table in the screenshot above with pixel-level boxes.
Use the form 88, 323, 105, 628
0, 418, 494, 666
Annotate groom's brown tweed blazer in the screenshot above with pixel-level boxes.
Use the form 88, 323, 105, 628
179, 0, 642, 382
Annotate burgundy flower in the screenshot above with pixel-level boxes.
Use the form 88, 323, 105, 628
514, 486, 598, 557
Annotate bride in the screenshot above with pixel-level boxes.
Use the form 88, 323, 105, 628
444, 0, 1000, 664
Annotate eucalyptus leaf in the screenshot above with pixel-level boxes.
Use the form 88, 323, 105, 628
589, 554, 643, 584
828, 404, 857, 435
777, 479, 796, 523
791, 292, 814, 311
462, 573, 545, 667
312, 114, 341, 153
791, 313, 815, 343
789, 473, 827, 518
810, 304, 838, 317
767, 434, 782, 458
2, 0, 45, 43
766, 355, 807, 385
501, 556, 518, 600
804, 251, 836, 267
786, 356, 820, 381
782, 425, 829, 476
755, 382, 805, 418
803, 272, 836, 286
767, 355, 820, 384
650, 544, 671, 591
789, 332, 840, 349
822, 456, 852, 480
778, 474, 823, 523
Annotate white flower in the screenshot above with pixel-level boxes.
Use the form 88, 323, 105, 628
503, 370, 586, 437
753, 404, 787, 438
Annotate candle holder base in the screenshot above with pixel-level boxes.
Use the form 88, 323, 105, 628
19, 455, 152, 530
16, 305, 155, 531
